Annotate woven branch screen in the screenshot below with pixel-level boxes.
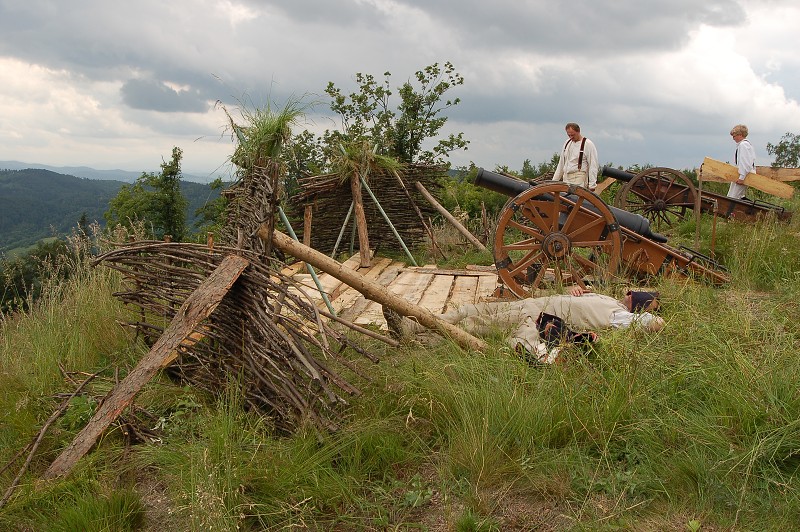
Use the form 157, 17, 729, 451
95, 241, 378, 432
287, 164, 447, 256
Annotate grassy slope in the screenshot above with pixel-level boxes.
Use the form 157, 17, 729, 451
1, 200, 799, 530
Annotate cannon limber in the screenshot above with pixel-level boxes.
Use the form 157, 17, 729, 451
602, 166, 792, 229
474, 168, 729, 298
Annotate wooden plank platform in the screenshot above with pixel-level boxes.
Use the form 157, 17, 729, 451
280, 255, 499, 331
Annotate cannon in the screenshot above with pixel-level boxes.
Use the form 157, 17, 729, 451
474, 168, 729, 297
602, 166, 792, 229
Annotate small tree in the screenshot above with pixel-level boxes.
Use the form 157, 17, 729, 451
105, 147, 188, 241
323, 62, 469, 165
767, 132, 800, 168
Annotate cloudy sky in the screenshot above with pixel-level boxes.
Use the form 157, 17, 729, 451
1, 0, 799, 181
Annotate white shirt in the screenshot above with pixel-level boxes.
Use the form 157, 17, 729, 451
727, 138, 755, 199
610, 309, 659, 329
553, 137, 599, 188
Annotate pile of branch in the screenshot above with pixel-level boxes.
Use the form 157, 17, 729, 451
95, 241, 378, 432
288, 164, 447, 255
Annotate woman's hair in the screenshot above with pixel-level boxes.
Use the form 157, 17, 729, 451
730, 124, 749, 137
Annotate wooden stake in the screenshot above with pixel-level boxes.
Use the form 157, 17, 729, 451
43, 254, 250, 480
351, 172, 372, 268
414, 181, 487, 252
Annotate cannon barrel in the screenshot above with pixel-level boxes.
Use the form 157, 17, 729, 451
601, 165, 637, 183
474, 167, 667, 243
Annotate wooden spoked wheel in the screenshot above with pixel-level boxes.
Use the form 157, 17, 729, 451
615, 167, 697, 231
494, 182, 623, 298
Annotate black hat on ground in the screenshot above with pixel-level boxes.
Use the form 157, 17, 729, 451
628, 290, 659, 312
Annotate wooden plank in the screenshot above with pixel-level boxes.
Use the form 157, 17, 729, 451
476, 273, 499, 301
337, 261, 405, 320
594, 177, 617, 195
756, 166, 800, 182
445, 275, 479, 311
405, 267, 497, 277
44, 254, 250, 479
329, 258, 396, 315
701, 157, 795, 198
285, 252, 372, 307
417, 274, 455, 315
357, 269, 434, 327
466, 264, 498, 272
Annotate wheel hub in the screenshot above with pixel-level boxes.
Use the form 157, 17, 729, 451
653, 199, 667, 211
542, 232, 571, 259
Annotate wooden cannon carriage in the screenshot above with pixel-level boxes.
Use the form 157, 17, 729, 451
474, 168, 730, 298
603, 166, 792, 229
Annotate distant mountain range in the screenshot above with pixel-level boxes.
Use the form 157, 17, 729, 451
0, 167, 221, 254
0, 160, 222, 184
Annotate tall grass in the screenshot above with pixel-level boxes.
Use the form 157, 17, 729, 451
1, 197, 799, 529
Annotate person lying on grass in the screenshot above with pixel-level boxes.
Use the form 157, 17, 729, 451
383, 285, 663, 364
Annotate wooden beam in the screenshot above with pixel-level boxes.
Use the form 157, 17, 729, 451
350, 173, 372, 268
756, 166, 800, 182
594, 177, 617, 195
266, 228, 487, 352
43, 254, 250, 480
414, 181, 487, 252
701, 157, 795, 198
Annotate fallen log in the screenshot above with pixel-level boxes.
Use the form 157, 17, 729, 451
43, 253, 250, 479
265, 228, 488, 352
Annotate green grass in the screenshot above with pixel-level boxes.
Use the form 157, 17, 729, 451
1, 196, 799, 529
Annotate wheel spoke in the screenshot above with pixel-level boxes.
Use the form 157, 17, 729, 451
506, 218, 545, 240
567, 216, 608, 239
502, 238, 542, 252
643, 176, 659, 199
529, 259, 550, 291
548, 191, 562, 231
507, 248, 545, 278
565, 255, 587, 285
560, 196, 584, 233
519, 203, 549, 232
659, 174, 678, 200
572, 252, 601, 272
665, 205, 688, 217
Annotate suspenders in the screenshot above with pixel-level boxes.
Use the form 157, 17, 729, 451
563, 138, 588, 170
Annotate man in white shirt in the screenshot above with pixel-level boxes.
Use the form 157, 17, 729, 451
383, 286, 663, 364
552, 122, 599, 191
727, 124, 755, 199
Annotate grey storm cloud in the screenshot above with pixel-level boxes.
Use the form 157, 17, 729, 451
0, 0, 798, 174
120, 78, 210, 113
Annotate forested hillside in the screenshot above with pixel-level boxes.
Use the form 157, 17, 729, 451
0, 169, 220, 253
